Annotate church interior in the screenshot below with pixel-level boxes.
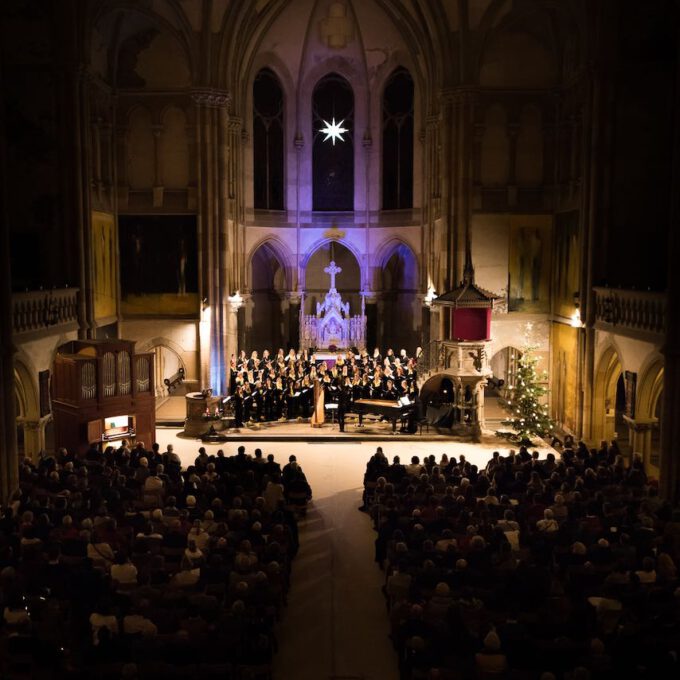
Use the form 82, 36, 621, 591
1, 0, 680, 678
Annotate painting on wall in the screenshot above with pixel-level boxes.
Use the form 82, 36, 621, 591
554, 211, 580, 318
92, 211, 117, 320
119, 215, 198, 316
508, 215, 552, 312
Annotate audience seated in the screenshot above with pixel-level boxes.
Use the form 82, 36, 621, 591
0, 439, 310, 677
362, 442, 680, 679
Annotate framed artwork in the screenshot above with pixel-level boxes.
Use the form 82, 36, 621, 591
92, 211, 117, 320
508, 215, 552, 313
119, 215, 198, 315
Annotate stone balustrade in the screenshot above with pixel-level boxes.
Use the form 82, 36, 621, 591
12, 288, 79, 336
593, 287, 665, 339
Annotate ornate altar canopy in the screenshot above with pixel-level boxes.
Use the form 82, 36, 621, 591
300, 261, 366, 351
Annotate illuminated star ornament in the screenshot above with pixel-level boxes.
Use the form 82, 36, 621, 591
320, 117, 348, 145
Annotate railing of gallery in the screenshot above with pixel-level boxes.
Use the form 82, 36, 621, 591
593, 287, 665, 338
12, 288, 79, 335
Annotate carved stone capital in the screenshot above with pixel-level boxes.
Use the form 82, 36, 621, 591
191, 88, 231, 108
227, 292, 244, 313
285, 291, 303, 305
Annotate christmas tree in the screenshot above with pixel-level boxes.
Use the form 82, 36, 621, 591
499, 335, 554, 444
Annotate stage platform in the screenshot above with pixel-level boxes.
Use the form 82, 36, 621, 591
155, 394, 540, 444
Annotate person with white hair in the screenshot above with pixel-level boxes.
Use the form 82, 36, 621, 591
475, 628, 508, 675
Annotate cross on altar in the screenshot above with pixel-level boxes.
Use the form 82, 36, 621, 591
324, 260, 342, 289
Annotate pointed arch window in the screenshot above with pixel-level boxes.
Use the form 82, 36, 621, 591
313, 73, 354, 211
253, 68, 284, 210
382, 68, 414, 210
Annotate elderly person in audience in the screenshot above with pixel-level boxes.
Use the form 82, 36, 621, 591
358, 440, 680, 679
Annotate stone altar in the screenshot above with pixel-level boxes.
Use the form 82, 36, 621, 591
300, 260, 366, 351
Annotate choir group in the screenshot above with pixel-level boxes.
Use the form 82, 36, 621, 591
224, 347, 422, 426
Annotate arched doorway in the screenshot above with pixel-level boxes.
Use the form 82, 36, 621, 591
379, 243, 419, 354
151, 344, 186, 398
14, 358, 42, 460
489, 347, 523, 398
636, 359, 664, 475
304, 241, 361, 320
248, 242, 288, 352
593, 346, 623, 444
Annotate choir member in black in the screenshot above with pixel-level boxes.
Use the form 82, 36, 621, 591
382, 378, 399, 401
242, 384, 254, 422
229, 355, 237, 394
286, 379, 298, 419
263, 378, 275, 421
369, 375, 383, 400
337, 380, 353, 433
271, 378, 283, 420
233, 387, 244, 427
252, 380, 264, 421
300, 377, 313, 418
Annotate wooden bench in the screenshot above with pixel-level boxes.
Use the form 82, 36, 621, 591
163, 366, 185, 393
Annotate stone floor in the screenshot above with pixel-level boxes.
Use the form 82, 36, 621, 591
153, 429, 553, 680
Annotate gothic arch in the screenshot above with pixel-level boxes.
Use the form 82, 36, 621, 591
374, 239, 419, 286
137, 337, 187, 397
14, 355, 39, 422
88, 3, 195, 86
300, 237, 364, 289
592, 344, 623, 443
637, 355, 664, 420
247, 237, 294, 291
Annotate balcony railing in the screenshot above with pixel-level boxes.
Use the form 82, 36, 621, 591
12, 288, 79, 336
593, 287, 665, 339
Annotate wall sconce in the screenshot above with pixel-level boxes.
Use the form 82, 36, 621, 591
570, 291, 583, 328
424, 286, 438, 307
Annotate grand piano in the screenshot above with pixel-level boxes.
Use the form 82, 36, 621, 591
352, 397, 416, 433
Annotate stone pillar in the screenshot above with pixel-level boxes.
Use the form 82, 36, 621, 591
286, 292, 302, 350
507, 121, 519, 207
0, 55, 18, 499
116, 124, 129, 209
659, 38, 680, 503
424, 113, 442, 292
199, 301, 211, 389
92, 116, 102, 201
192, 88, 231, 395
69, 67, 96, 338
152, 123, 164, 207
226, 293, 243, 383
364, 292, 378, 353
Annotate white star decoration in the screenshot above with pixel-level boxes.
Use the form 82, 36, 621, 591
320, 117, 348, 145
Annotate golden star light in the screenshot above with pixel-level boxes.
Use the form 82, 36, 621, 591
320, 117, 348, 145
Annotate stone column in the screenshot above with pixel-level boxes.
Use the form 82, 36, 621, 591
363, 291, 378, 353
659, 38, 680, 503
92, 116, 102, 201
116, 124, 129, 209
192, 88, 231, 394
507, 121, 519, 208
286, 292, 302, 350
0, 55, 18, 499
226, 293, 244, 383
152, 123, 164, 207
68, 67, 95, 338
